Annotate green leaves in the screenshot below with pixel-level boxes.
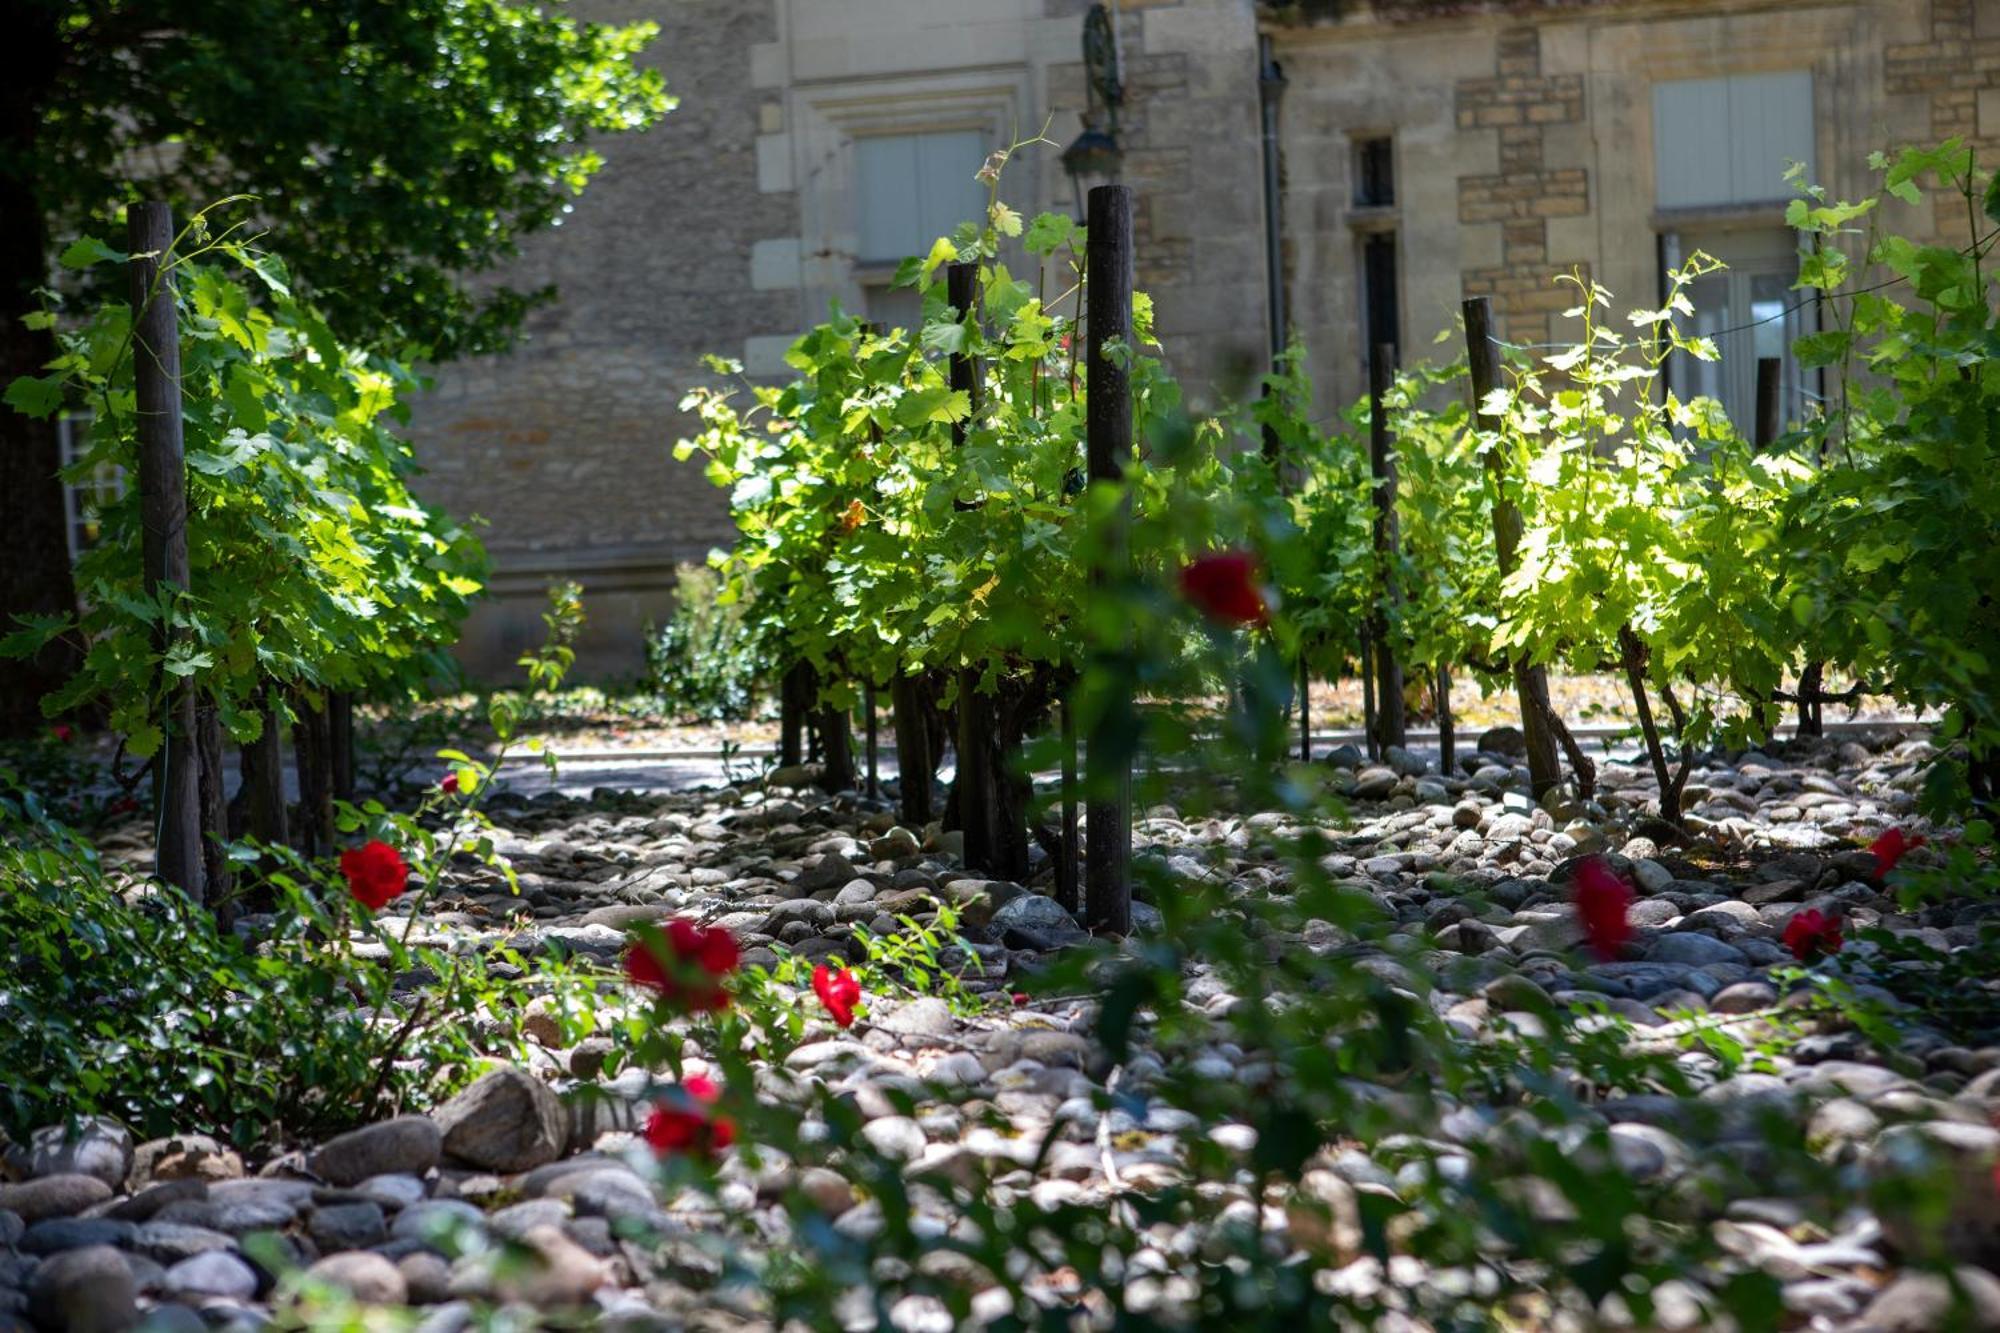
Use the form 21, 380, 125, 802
2, 374, 65, 420
11, 224, 487, 740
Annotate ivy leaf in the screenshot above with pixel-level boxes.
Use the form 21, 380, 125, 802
891, 387, 969, 428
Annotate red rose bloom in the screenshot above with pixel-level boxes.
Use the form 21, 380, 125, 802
50, 723, 74, 744
1868, 828, 1925, 880
1782, 907, 1843, 962
1178, 551, 1269, 627
812, 964, 863, 1028
439, 771, 460, 794
644, 1075, 735, 1158
625, 919, 740, 1012
1572, 856, 1633, 962
340, 840, 410, 912
1011, 992, 1029, 1008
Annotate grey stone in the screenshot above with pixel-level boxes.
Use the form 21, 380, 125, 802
433, 1067, 567, 1173
1477, 726, 1527, 757
27, 1246, 136, 1333
0, 1174, 112, 1222
129, 1135, 242, 1188
990, 893, 1087, 949
305, 1251, 408, 1305
309, 1117, 442, 1188
1646, 932, 1748, 967
860, 1116, 927, 1164
391, 1200, 487, 1248
306, 1201, 388, 1251
161, 1250, 259, 1300
1351, 767, 1399, 800
1860, 1268, 2000, 1331
27, 1118, 132, 1190
127, 1220, 237, 1264
19, 1218, 135, 1255
1382, 745, 1428, 778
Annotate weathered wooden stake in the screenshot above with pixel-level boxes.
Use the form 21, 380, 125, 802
779, 663, 808, 767
1084, 183, 1134, 936
1359, 627, 1378, 761
816, 701, 854, 793
128, 202, 203, 900
1464, 297, 1562, 801
1435, 663, 1455, 775
890, 676, 934, 827
945, 261, 1002, 870
242, 687, 289, 849
1297, 657, 1312, 762
863, 683, 880, 800
1057, 698, 1081, 914
293, 690, 336, 857
1754, 356, 1781, 448
1367, 342, 1407, 751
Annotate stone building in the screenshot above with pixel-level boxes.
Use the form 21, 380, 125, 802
409, 0, 1974, 677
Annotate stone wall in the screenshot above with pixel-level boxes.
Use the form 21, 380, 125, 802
410, 0, 1268, 679
409, 0, 1968, 679
1271, 0, 1950, 411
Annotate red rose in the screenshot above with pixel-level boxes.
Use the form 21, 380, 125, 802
439, 772, 460, 794
1179, 551, 1269, 627
1572, 856, 1633, 962
50, 723, 74, 744
340, 840, 410, 912
625, 919, 740, 1012
644, 1075, 735, 1158
1011, 992, 1029, 1008
1868, 828, 1925, 880
1782, 907, 1843, 962
812, 964, 862, 1028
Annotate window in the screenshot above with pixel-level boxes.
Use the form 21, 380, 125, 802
854, 129, 989, 330
1354, 136, 1395, 208
1663, 228, 1813, 432
1654, 71, 1814, 209
59, 413, 123, 562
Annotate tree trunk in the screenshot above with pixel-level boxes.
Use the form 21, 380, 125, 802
194, 702, 233, 918
779, 663, 809, 767
293, 692, 335, 857
816, 701, 854, 793
890, 675, 935, 827
243, 692, 289, 849
1618, 625, 1683, 825
0, 17, 80, 738
328, 692, 356, 801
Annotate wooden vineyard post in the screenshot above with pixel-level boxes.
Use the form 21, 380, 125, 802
1359, 626, 1378, 761
1464, 297, 1563, 801
1367, 342, 1407, 751
1057, 697, 1081, 914
127, 203, 204, 901
863, 683, 880, 800
1436, 664, 1455, 776
816, 699, 855, 793
1084, 184, 1134, 935
1755, 357, 1781, 449
1298, 658, 1311, 762
1755, 354, 1819, 737
242, 685, 289, 849
292, 690, 336, 857
779, 663, 808, 767
890, 676, 934, 826
946, 261, 1002, 871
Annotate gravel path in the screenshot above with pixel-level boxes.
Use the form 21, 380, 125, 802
9, 723, 1998, 1330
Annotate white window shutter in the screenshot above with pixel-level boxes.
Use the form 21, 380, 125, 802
1654, 71, 1813, 209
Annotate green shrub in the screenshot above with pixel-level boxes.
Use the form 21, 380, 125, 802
646, 563, 767, 722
